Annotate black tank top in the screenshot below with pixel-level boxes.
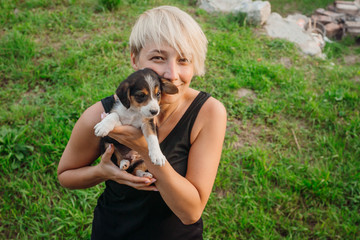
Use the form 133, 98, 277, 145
91, 91, 211, 240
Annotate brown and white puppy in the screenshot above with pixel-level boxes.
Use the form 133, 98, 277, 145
94, 68, 178, 177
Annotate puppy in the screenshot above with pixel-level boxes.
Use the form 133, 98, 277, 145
100, 136, 151, 178
94, 68, 178, 176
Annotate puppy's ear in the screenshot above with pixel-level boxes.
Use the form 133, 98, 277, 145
161, 78, 178, 95
116, 81, 131, 108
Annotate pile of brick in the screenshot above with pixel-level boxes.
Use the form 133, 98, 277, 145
311, 0, 360, 39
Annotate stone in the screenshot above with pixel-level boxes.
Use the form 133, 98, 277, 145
325, 22, 343, 38
243, 1, 271, 25
335, 1, 359, 15
197, 0, 252, 13
311, 14, 333, 24
197, 0, 271, 25
314, 8, 345, 21
345, 21, 360, 36
264, 13, 323, 57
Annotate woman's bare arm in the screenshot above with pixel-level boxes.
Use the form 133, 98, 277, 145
57, 102, 155, 190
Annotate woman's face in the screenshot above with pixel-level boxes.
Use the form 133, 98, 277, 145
131, 42, 194, 104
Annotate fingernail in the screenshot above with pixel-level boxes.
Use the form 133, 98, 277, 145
153, 188, 159, 192
151, 179, 157, 183
108, 144, 112, 150
101, 112, 108, 119
145, 180, 151, 184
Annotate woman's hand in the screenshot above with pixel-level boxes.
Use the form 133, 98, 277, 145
108, 125, 149, 158
98, 144, 157, 191
101, 112, 149, 156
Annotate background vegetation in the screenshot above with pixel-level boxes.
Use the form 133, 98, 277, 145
1, 0, 359, 239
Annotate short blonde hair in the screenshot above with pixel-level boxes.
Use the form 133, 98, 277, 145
129, 6, 208, 76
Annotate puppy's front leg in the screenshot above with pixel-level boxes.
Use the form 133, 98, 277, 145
94, 112, 121, 137
141, 119, 166, 166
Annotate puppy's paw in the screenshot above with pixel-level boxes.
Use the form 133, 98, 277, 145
119, 160, 130, 170
94, 121, 112, 137
136, 170, 153, 178
149, 150, 166, 166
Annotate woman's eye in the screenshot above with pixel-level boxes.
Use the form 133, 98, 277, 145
151, 56, 164, 62
179, 58, 190, 64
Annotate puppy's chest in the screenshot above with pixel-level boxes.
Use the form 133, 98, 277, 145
112, 104, 143, 128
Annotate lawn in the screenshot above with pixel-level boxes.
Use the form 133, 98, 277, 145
1, 0, 359, 239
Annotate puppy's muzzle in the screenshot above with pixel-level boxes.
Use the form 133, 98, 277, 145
150, 109, 159, 116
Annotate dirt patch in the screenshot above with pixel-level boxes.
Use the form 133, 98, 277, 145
228, 118, 264, 149
352, 75, 360, 83
237, 88, 256, 99
76, 33, 92, 43
214, 188, 228, 198
280, 57, 293, 68
343, 54, 360, 66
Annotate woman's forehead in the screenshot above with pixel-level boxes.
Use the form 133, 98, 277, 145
141, 42, 191, 58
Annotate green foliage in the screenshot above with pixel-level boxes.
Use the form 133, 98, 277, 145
1, 0, 359, 239
0, 30, 36, 62
0, 126, 34, 174
98, 0, 122, 11
270, 0, 336, 15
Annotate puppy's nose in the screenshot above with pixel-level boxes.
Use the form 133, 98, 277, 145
150, 109, 159, 116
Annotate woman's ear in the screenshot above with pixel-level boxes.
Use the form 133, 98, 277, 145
130, 53, 138, 70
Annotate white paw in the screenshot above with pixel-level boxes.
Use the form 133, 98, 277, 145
136, 170, 153, 178
149, 150, 166, 166
94, 121, 113, 137
119, 160, 130, 170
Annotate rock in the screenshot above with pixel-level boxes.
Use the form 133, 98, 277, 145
243, 1, 271, 25
345, 21, 360, 36
334, 1, 360, 15
197, 0, 252, 13
264, 13, 324, 57
198, 0, 271, 25
325, 22, 343, 38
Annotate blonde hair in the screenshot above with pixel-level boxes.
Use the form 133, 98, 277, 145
129, 6, 208, 76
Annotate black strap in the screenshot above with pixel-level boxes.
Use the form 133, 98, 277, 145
101, 95, 115, 113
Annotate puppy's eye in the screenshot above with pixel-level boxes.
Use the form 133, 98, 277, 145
135, 92, 145, 98
134, 92, 146, 102
156, 91, 161, 97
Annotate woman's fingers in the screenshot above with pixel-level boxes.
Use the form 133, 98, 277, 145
110, 125, 143, 137
125, 179, 158, 191
101, 144, 115, 163
114, 169, 154, 184
111, 165, 157, 191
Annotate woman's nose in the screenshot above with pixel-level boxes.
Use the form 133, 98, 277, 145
162, 60, 178, 81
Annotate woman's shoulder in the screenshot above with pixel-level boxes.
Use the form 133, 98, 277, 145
189, 90, 227, 142
187, 89, 226, 121
75, 101, 104, 131
202, 95, 227, 123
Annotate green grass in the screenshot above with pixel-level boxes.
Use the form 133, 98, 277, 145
1, 0, 359, 239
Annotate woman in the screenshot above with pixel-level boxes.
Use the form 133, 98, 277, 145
58, 5, 227, 239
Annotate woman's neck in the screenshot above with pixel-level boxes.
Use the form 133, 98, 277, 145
157, 89, 195, 128
157, 101, 180, 126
